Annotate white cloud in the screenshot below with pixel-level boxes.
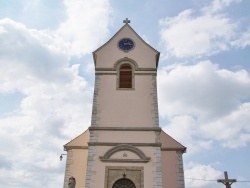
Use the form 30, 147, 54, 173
162, 115, 212, 153
0, 18, 93, 187
0, 1, 113, 187
0, 18, 68, 92
158, 0, 250, 59
158, 61, 250, 150
0, 0, 66, 30
185, 162, 222, 188
55, 0, 112, 56
231, 27, 250, 48
159, 9, 236, 58
202, 0, 242, 13
158, 61, 250, 119
202, 103, 250, 148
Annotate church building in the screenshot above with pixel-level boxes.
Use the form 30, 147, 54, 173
63, 19, 186, 188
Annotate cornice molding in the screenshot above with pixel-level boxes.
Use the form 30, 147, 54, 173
161, 147, 187, 153
95, 72, 157, 76
64, 144, 187, 153
64, 146, 88, 151
95, 68, 157, 72
88, 142, 162, 147
89, 127, 161, 132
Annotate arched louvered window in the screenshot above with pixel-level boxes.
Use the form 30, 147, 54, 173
119, 64, 132, 88
112, 178, 136, 188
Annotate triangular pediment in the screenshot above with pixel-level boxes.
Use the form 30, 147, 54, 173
160, 130, 186, 152
64, 129, 89, 150
94, 24, 159, 54
93, 23, 160, 69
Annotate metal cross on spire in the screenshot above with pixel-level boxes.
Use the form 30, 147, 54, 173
123, 18, 130, 24
217, 171, 236, 188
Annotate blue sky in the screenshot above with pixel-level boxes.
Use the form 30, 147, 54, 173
0, 0, 250, 187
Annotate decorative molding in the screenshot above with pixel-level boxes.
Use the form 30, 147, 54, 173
89, 142, 161, 147
116, 88, 135, 91
95, 68, 157, 71
95, 68, 116, 71
136, 68, 157, 71
113, 57, 138, 70
161, 147, 187, 153
100, 158, 150, 163
95, 72, 116, 75
95, 72, 157, 75
99, 144, 151, 163
89, 126, 161, 131
134, 72, 157, 75
64, 146, 88, 150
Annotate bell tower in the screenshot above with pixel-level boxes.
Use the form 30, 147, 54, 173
63, 19, 186, 188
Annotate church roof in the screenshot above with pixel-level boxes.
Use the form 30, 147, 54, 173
160, 130, 187, 153
64, 128, 186, 153
93, 20, 160, 68
64, 129, 89, 150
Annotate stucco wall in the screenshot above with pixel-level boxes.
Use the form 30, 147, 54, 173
86, 145, 162, 188
96, 130, 157, 143
64, 149, 88, 188
95, 74, 158, 127
161, 150, 185, 188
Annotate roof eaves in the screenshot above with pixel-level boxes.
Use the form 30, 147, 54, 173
92, 23, 160, 68
63, 128, 89, 150
161, 129, 187, 153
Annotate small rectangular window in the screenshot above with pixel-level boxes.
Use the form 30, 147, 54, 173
119, 64, 132, 88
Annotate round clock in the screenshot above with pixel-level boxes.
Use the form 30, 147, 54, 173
118, 38, 135, 51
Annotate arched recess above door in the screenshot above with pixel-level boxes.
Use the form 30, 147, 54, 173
99, 144, 151, 163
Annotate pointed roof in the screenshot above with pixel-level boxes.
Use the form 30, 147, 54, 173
93, 19, 160, 68
160, 130, 187, 153
64, 129, 89, 150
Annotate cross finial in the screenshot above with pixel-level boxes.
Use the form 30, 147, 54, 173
217, 171, 236, 188
123, 18, 130, 24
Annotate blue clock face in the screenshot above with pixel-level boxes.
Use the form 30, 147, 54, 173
118, 38, 135, 51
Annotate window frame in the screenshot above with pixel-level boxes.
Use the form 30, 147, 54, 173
115, 59, 137, 90
119, 64, 133, 89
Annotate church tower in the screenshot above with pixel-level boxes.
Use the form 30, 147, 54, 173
63, 19, 186, 188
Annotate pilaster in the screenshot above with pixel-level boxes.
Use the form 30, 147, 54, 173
85, 129, 99, 188
151, 74, 159, 127
63, 150, 73, 188
176, 151, 185, 188
152, 147, 163, 188
91, 74, 101, 127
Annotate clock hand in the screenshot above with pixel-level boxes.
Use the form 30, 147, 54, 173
124, 42, 133, 45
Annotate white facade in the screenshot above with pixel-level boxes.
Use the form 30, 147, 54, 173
63, 21, 186, 188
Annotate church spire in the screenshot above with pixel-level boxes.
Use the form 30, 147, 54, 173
123, 18, 130, 24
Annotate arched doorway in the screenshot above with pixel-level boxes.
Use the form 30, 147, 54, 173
112, 178, 136, 188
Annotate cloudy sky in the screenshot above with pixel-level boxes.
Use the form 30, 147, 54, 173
0, 0, 249, 187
